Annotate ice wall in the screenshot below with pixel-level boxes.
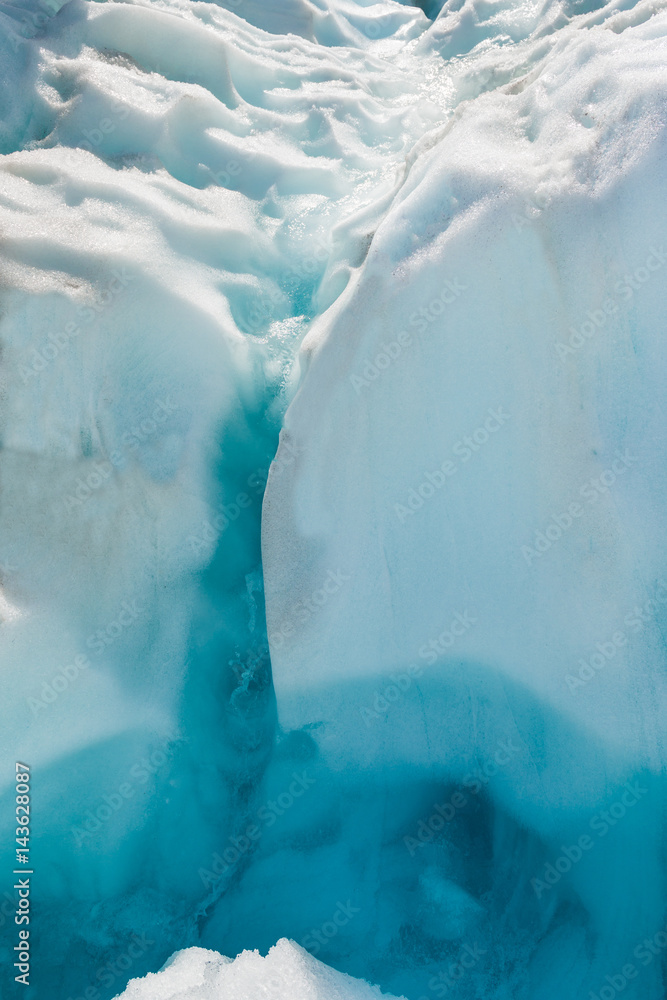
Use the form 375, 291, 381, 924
261, 0, 667, 998
0, 0, 665, 997
0, 0, 447, 996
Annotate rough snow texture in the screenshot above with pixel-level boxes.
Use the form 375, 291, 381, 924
116, 940, 404, 1000
262, 0, 667, 997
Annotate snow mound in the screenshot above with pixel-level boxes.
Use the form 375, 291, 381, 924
115, 939, 404, 1000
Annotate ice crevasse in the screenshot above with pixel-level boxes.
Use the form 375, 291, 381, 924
0, 0, 666, 997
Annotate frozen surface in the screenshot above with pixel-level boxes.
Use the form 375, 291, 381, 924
262, 0, 667, 997
0, 0, 665, 997
115, 939, 405, 1000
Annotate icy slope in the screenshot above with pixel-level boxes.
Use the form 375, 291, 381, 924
261, 2, 667, 999
0, 1, 449, 996
115, 939, 405, 1000
0, 0, 665, 997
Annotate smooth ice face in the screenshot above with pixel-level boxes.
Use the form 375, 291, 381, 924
115, 939, 405, 1000
0, 2, 450, 996
260, 2, 667, 999
0, 0, 666, 998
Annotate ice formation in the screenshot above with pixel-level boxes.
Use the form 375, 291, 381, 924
0, 0, 666, 997
115, 939, 405, 1000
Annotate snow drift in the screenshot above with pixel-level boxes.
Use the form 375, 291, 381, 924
115, 939, 405, 1000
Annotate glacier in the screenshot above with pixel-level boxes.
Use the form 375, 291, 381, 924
0, 0, 666, 997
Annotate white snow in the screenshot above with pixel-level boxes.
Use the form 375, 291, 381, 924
115, 939, 405, 1000
261, 0, 667, 994
0, 0, 666, 995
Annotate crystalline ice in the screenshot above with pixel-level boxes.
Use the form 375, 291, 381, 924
0, 0, 665, 997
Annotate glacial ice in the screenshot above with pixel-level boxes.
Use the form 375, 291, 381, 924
0, 0, 665, 997
262, 1, 667, 995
